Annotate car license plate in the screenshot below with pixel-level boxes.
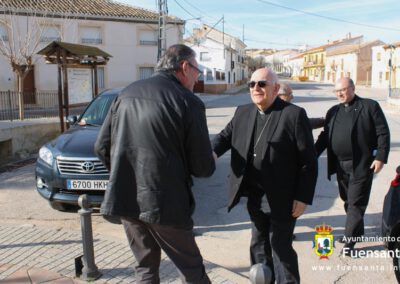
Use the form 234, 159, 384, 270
67, 179, 108, 190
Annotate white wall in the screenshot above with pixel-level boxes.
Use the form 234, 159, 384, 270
0, 15, 182, 91
371, 46, 389, 88
189, 37, 247, 85
325, 53, 358, 84
288, 57, 303, 77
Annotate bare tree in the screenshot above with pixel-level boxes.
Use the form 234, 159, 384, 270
246, 56, 266, 73
0, 1, 74, 118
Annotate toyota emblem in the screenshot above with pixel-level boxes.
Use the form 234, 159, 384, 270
81, 161, 95, 172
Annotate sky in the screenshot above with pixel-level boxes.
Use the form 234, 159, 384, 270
118, 0, 400, 50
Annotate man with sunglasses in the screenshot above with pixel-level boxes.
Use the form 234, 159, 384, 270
95, 44, 215, 283
212, 68, 318, 283
315, 77, 390, 257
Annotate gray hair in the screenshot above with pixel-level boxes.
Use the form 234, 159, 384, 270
155, 44, 196, 73
278, 83, 292, 96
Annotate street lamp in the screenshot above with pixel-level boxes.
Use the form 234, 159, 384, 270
388, 44, 396, 98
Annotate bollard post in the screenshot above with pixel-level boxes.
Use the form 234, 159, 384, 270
249, 263, 273, 284
77, 194, 102, 281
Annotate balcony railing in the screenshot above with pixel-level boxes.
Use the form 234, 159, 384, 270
81, 38, 103, 44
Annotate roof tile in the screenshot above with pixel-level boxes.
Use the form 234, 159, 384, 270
0, 0, 182, 22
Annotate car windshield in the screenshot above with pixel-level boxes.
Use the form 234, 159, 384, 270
78, 94, 116, 126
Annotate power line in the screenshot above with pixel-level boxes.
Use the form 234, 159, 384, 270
256, 0, 400, 32
181, 0, 218, 21
173, 0, 197, 19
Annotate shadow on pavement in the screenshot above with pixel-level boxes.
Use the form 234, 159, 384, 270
192, 155, 340, 233
292, 96, 337, 103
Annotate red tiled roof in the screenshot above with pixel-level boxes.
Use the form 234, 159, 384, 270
304, 35, 363, 54
0, 0, 183, 23
327, 40, 384, 56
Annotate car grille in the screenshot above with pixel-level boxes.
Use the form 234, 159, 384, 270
57, 157, 108, 176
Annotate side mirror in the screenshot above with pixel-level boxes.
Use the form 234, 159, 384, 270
66, 115, 78, 125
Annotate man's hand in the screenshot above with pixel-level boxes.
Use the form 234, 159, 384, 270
292, 200, 307, 218
370, 160, 384, 174
212, 151, 218, 161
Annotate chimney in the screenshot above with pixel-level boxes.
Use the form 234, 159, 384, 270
347, 32, 351, 39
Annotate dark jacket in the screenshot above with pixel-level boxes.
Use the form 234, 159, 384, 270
95, 71, 215, 228
212, 98, 318, 220
315, 95, 390, 180
309, 117, 325, 129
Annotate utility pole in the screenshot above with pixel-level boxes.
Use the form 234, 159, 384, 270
388, 44, 396, 99
157, 0, 168, 62
222, 15, 225, 59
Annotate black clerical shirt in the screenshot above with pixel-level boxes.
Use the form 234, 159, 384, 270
331, 101, 356, 161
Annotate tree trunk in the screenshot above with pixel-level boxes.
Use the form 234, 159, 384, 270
17, 73, 25, 120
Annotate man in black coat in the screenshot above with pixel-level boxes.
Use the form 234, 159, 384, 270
212, 68, 318, 283
95, 44, 215, 283
315, 77, 390, 256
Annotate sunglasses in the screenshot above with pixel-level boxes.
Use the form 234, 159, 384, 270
187, 62, 202, 75
247, 80, 273, 88
333, 86, 351, 93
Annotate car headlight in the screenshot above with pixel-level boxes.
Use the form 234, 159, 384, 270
39, 146, 53, 166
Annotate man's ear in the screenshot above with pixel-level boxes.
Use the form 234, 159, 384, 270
274, 83, 281, 93
180, 61, 190, 77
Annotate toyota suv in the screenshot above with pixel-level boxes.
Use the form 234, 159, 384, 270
35, 88, 120, 211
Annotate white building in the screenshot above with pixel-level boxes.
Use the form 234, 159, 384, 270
287, 53, 304, 77
371, 44, 400, 89
325, 40, 383, 85
185, 24, 247, 93
0, 0, 184, 92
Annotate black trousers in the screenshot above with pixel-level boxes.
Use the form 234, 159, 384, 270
121, 217, 210, 284
247, 185, 299, 284
336, 160, 374, 239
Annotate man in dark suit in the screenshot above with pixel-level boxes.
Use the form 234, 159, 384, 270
212, 68, 318, 283
315, 77, 390, 256
95, 44, 215, 283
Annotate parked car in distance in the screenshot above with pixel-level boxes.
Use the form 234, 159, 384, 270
36, 89, 120, 212
382, 165, 400, 282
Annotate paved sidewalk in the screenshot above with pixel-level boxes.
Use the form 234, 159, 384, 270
0, 224, 247, 283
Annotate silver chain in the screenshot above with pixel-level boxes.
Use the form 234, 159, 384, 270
253, 113, 272, 157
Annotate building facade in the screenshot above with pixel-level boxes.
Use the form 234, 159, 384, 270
303, 35, 363, 82
186, 24, 247, 93
0, 0, 184, 92
325, 40, 383, 85
371, 44, 400, 92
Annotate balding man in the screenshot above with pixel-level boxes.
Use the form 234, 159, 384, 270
315, 77, 390, 257
278, 82, 325, 129
212, 68, 318, 283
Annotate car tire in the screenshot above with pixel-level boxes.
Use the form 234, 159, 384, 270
50, 202, 79, 212
393, 241, 400, 282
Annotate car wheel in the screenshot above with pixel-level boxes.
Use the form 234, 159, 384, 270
49, 202, 79, 212
393, 241, 400, 282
